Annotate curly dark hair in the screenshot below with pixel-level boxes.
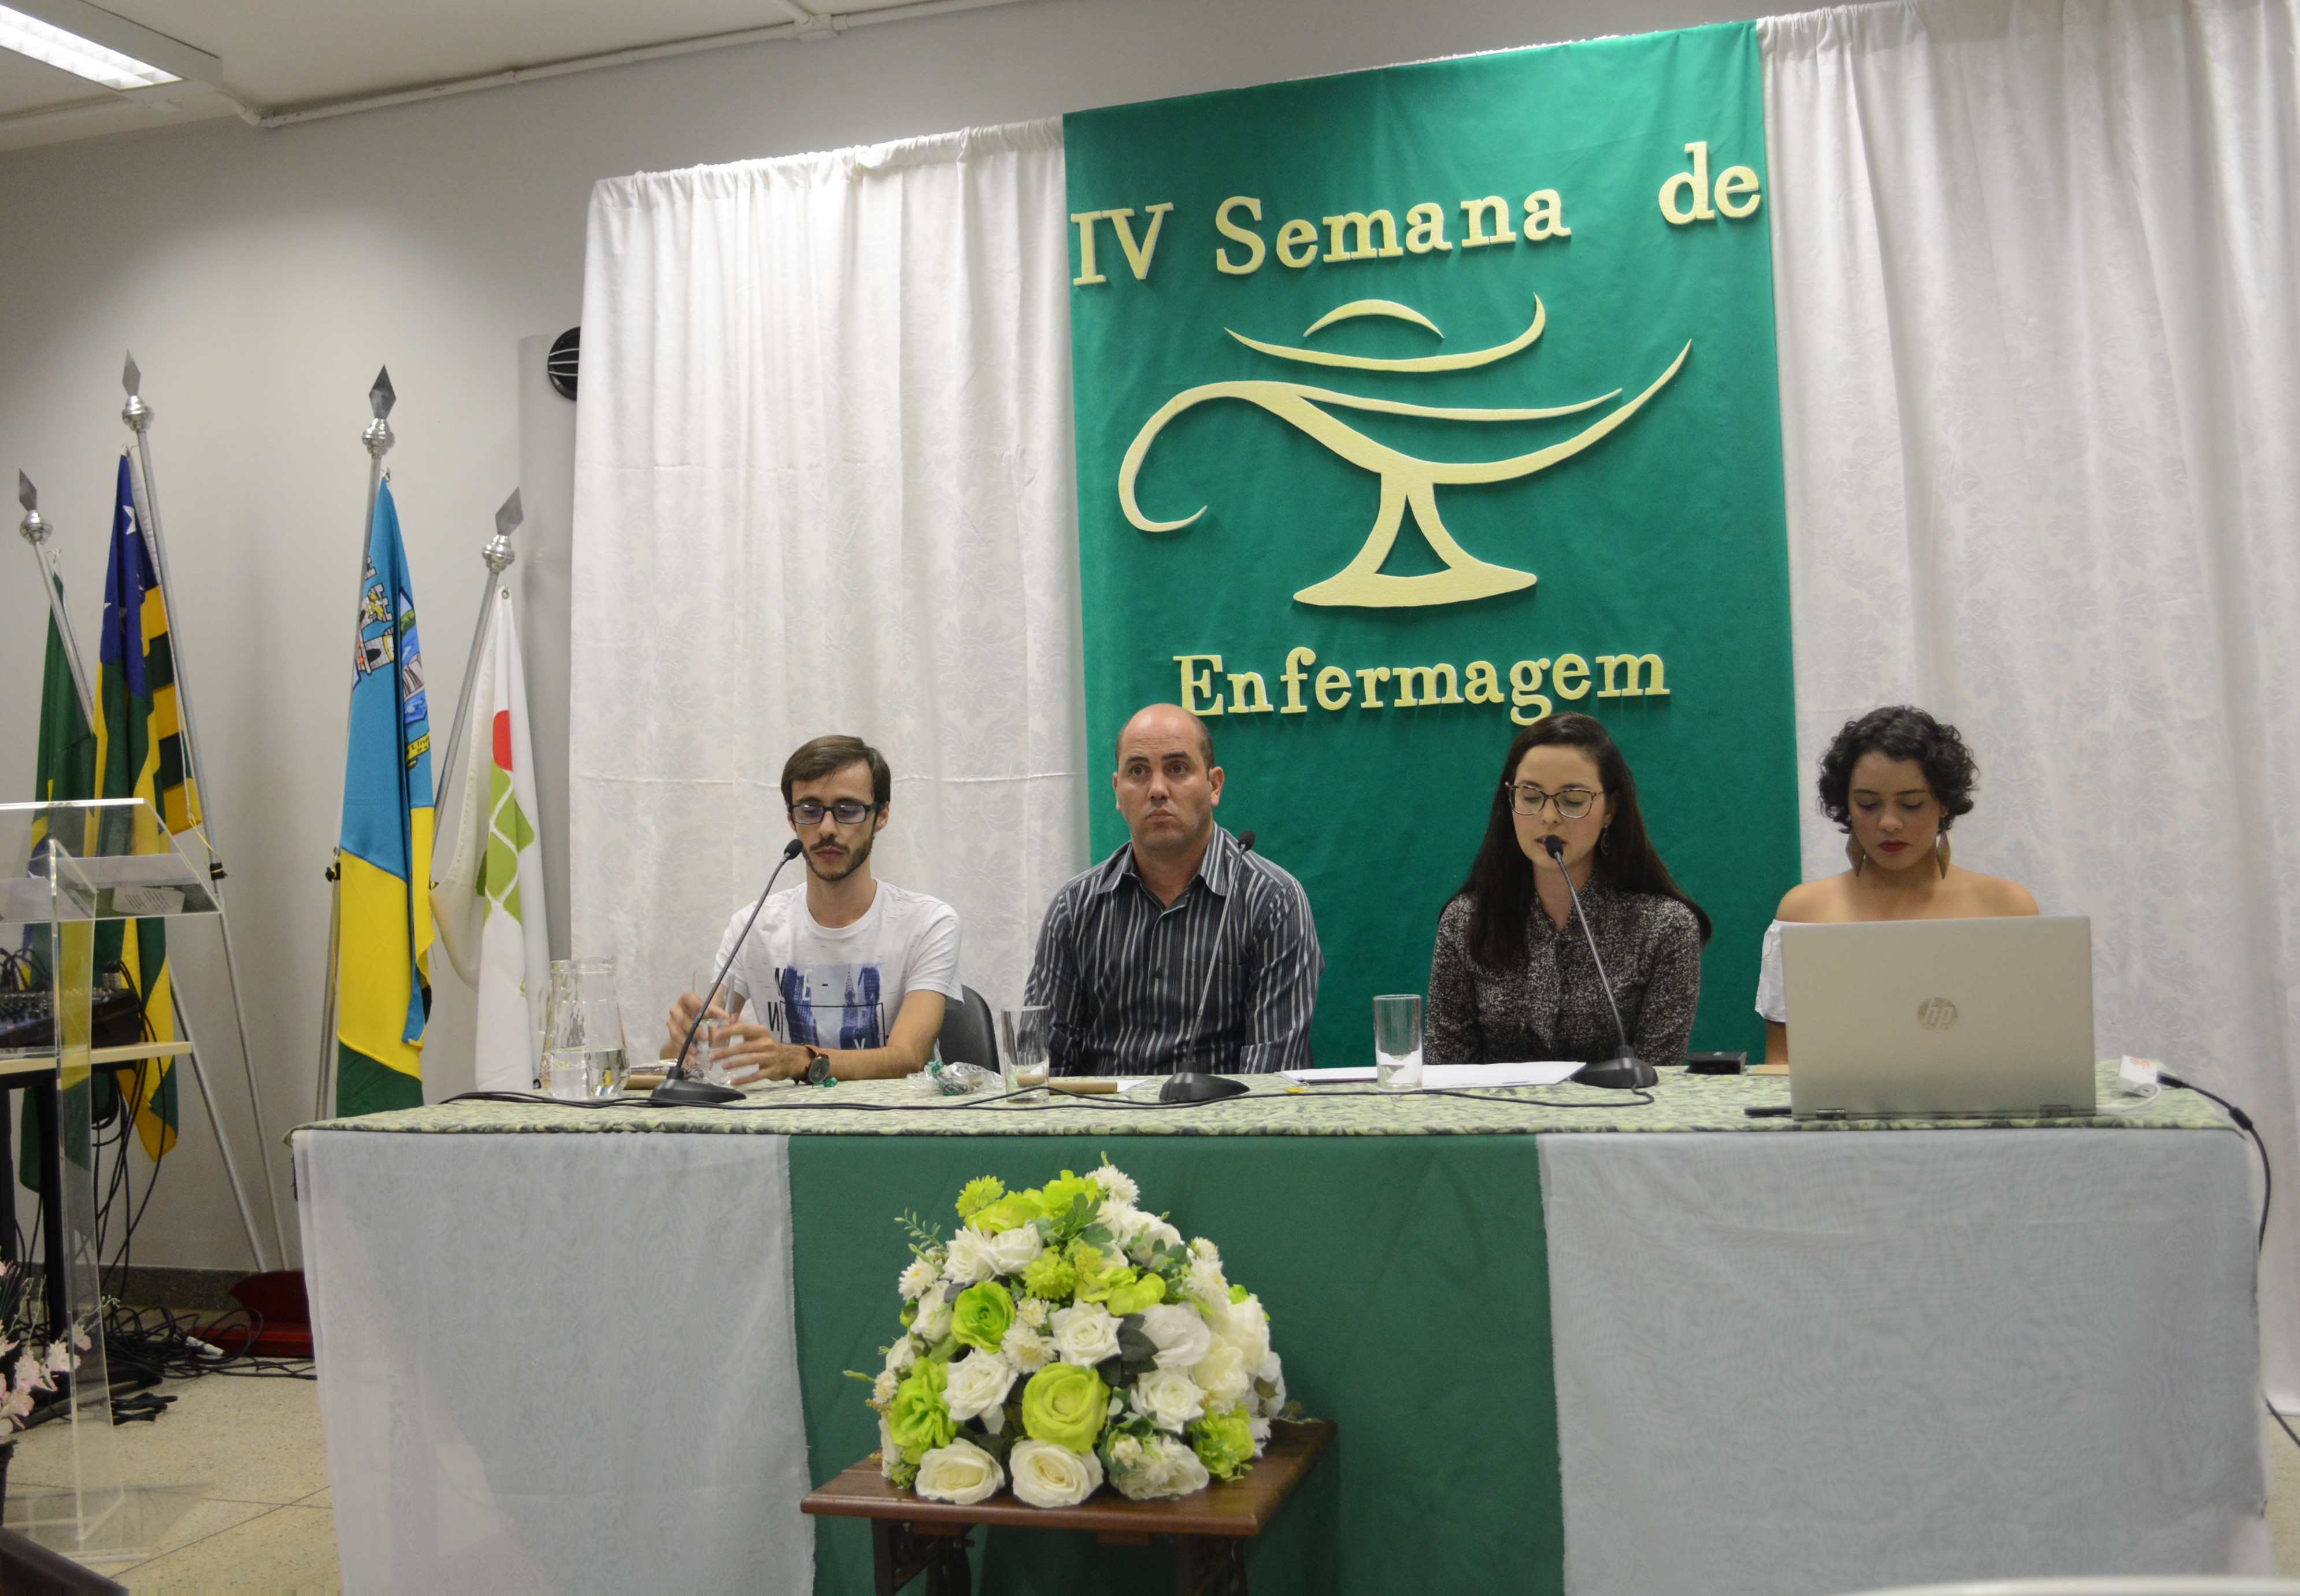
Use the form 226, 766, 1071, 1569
1817, 706, 1977, 832
1457, 713, 1710, 970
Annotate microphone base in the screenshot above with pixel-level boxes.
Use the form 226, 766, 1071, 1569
649, 1076, 746, 1106
1571, 1054, 1658, 1091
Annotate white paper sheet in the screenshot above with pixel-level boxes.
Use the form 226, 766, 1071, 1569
1282, 1063, 1580, 1087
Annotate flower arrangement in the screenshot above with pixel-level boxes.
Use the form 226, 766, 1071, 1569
0, 1260, 81, 1434
853, 1161, 1286, 1508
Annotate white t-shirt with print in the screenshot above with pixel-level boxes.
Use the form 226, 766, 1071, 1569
712, 882, 961, 1051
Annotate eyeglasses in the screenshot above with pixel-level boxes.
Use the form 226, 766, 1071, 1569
788, 798, 877, 826
1506, 783, 1602, 820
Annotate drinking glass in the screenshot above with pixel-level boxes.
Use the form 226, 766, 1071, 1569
686, 967, 739, 1087
1373, 994, 1424, 1091
542, 957, 630, 1101
999, 1005, 1051, 1098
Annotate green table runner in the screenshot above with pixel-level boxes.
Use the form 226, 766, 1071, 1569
789, 1133, 1561, 1596
302, 1061, 2221, 1138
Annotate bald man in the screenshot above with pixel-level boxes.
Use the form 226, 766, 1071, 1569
1024, 703, 1321, 1075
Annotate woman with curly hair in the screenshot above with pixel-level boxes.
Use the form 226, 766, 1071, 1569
1758, 705, 2036, 1064
1428, 714, 1709, 1067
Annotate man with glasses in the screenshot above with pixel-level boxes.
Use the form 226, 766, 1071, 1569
661, 735, 960, 1083
1025, 702, 1321, 1075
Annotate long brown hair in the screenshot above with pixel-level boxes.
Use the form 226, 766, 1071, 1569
1457, 714, 1710, 970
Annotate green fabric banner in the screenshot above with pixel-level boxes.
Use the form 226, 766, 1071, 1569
1065, 23, 1798, 1064
790, 1134, 1562, 1595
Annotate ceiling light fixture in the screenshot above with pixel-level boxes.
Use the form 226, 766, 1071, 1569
0, 3, 174, 90
0, 0, 218, 98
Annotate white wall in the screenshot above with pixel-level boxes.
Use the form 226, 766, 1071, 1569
0, 0, 1751, 1269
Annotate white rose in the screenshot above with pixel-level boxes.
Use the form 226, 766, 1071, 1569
898, 1258, 938, 1301
1091, 1163, 1140, 1204
944, 1227, 998, 1286
1254, 1354, 1287, 1417
1132, 1216, 1185, 1264
1050, 1302, 1120, 1365
1110, 1433, 1210, 1501
1191, 1342, 1251, 1409
1128, 1366, 1206, 1433
1137, 1304, 1213, 1371
1210, 1294, 1272, 1369
913, 1290, 953, 1343
985, 1223, 1045, 1276
942, 1349, 1018, 1424
914, 1438, 1004, 1506
1008, 1439, 1104, 1509
884, 1337, 918, 1374
1249, 1414, 1271, 1449
1017, 1297, 1050, 1330
1002, 1324, 1054, 1373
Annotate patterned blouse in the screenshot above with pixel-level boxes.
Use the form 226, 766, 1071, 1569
1425, 876, 1705, 1067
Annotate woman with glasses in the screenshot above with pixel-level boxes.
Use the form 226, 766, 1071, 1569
1758, 706, 2036, 1064
1427, 714, 1710, 1066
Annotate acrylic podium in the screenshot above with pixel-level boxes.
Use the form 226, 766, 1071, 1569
0, 798, 217, 1569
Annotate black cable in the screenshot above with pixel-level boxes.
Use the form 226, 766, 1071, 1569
442, 1080, 1660, 1114
2158, 1073, 2272, 1254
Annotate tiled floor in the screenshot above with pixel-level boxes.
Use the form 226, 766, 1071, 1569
6, 1377, 2299, 1589
8, 1372, 338, 1590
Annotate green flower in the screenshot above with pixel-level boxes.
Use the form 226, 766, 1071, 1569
972, 1190, 1047, 1235
1189, 1405, 1256, 1481
1021, 1251, 1077, 1301
886, 1360, 957, 1463
1040, 1171, 1102, 1223
955, 1176, 1006, 1220
1020, 1362, 1108, 1451
1102, 1272, 1165, 1317
951, 1280, 1016, 1354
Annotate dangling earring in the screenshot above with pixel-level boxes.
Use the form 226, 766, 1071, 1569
1846, 835, 1866, 876
1599, 825, 1613, 857
1935, 830, 1951, 879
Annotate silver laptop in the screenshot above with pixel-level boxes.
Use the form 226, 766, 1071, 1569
1783, 916, 2096, 1120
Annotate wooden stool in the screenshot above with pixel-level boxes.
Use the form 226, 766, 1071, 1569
801, 1417, 1334, 1596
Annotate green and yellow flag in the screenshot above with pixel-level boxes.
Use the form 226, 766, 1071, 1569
93, 453, 190, 1162
19, 570, 99, 1194
333, 480, 435, 1116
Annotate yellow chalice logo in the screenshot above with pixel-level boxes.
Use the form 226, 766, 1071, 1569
1119, 298, 1690, 608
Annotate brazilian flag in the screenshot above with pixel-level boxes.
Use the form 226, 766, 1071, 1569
92, 455, 187, 1162
334, 480, 434, 1116
19, 572, 98, 1194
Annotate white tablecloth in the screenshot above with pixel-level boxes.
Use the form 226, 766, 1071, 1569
298, 1124, 2264, 1594
296, 1131, 813, 1594
1543, 1128, 2268, 1594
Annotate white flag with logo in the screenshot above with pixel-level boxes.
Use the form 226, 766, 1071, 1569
433, 587, 550, 1090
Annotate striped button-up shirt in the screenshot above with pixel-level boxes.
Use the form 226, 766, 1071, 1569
1025, 826, 1321, 1076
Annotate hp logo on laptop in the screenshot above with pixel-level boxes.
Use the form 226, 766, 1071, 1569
1916, 997, 1960, 1031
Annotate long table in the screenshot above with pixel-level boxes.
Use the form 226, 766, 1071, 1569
293, 1065, 2268, 1594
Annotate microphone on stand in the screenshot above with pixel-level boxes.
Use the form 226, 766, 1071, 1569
1162, 829, 1255, 1105
653, 838, 805, 1106
1541, 835, 1656, 1090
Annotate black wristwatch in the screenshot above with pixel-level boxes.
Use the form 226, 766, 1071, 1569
803, 1049, 833, 1086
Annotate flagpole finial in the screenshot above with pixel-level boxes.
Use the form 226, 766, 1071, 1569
17, 471, 49, 547
483, 488, 523, 575
364, 366, 396, 458
121, 352, 152, 433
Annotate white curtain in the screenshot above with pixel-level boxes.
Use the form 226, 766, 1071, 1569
569, 119, 1085, 1048
1762, 0, 2300, 1402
